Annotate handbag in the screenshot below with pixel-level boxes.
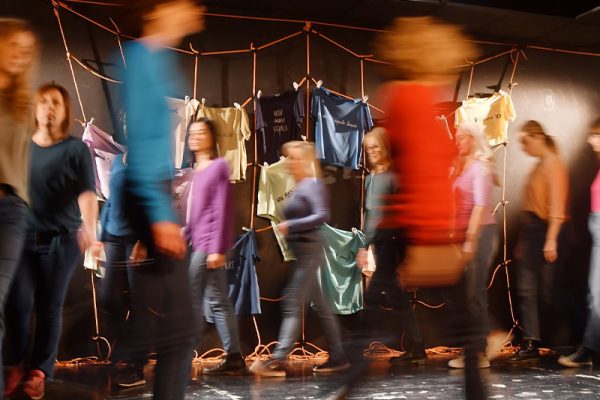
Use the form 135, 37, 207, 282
397, 242, 465, 290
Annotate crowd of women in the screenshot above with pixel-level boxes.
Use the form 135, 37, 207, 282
0, 1, 599, 400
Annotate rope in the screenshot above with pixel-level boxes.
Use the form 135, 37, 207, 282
305, 25, 311, 141
189, 43, 199, 99
53, 2, 87, 122
70, 54, 122, 83
359, 57, 366, 230
312, 29, 363, 58
465, 63, 475, 100
109, 17, 126, 68
257, 30, 303, 51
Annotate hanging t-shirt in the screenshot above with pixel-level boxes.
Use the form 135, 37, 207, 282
318, 223, 365, 315
455, 90, 516, 147
195, 105, 251, 181
167, 97, 200, 169
204, 229, 262, 321
311, 87, 373, 169
256, 89, 305, 164
257, 158, 297, 261
82, 123, 126, 200
172, 167, 194, 226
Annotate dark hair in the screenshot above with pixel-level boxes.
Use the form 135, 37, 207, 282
34, 83, 72, 134
521, 120, 557, 153
188, 117, 219, 160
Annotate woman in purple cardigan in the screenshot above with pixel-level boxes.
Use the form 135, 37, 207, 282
185, 118, 246, 375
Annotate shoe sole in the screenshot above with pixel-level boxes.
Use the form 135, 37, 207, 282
203, 368, 247, 376
558, 357, 593, 368
390, 358, 427, 367
24, 392, 44, 400
313, 363, 351, 374
117, 380, 146, 388
249, 362, 286, 377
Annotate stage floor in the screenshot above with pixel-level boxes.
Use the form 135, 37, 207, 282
9, 353, 600, 399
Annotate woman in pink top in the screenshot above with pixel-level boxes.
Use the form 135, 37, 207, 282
559, 118, 600, 367
448, 122, 498, 369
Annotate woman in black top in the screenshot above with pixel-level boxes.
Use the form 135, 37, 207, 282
5, 84, 98, 400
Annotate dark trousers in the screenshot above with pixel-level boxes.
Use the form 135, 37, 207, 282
365, 232, 423, 348
0, 194, 28, 392
124, 181, 194, 400
5, 229, 81, 377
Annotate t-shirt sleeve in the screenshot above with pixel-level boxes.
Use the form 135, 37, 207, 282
363, 103, 374, 131
256, 98, 266, 131
75, 141, 97, 196
295, 90, 306, 132
310, 89, 319, 120
472, 162, 492, 207
240, 108, 252, 141
503, 93, 517, 122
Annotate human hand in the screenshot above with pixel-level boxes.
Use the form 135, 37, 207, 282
543, 238, 558, 263
151, 221, 186, 259
130, 241, 148, 263
276, 221, 289, 236
356, 247, 368, 269
207, 253, 226, 269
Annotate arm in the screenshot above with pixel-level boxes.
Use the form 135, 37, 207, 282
463, 163, 493, 253
544, 158, 568, 263
77, 191, 99, 252
207, 162, 232, 268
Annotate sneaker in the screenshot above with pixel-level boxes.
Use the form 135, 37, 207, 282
249, 359, 286, 377
558, 346, 593, 368
4, 364, 25, 398
114, 367, 146, 388
486, 330, 513, 361
389, 350, 427, 366
312, 358, 351, 373
448, 354, 490, 369
23, 369, 45, 400
507, 341, 540, 363
204, 353, 247, 375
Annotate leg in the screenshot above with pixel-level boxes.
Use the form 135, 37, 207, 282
30, 233, 82, 377
188, 251, 209, 343
205, 267, 241, 354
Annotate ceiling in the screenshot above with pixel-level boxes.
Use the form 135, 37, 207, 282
7, 0, 600, 51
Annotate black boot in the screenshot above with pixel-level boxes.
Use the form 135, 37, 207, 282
204, 353, 247, 375
389, 341, 427, 366
508, 340, 540, 363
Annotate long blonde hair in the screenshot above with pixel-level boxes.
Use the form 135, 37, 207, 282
0, 18, 38, 124
281, 141, 322, 179
456, 122, 491, 161
374, 16, 478, 84
364, 127, 391, 172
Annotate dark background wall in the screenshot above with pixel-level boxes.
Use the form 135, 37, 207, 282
3, 0, 600, 360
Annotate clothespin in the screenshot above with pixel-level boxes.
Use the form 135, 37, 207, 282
201, 98, 206, 106
362, 95, 369, 103
185, 95, 190, 103
242, 226, 250, 231
89, 117, 95, 126
293, 82, 299, 91
234, 102, 241, 109
256, 90, 262, 99
316, 80, 323, 89
301, 135, 307, 141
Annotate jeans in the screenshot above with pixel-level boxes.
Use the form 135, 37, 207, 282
5, 229, 81, 377
124, 181, 194, 400
516, 212, 566, 342
583, 212, 600, 352
273, 231, 346, 361
189, 251, 241, 354
366, 231, 423, 349
465, 224, 498, 351
0, 193, 28, 393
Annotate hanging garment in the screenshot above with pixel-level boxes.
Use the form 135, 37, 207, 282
82, 123, 126, 200
257, 159, 297, 261
172, 167, 194, 226
256, 89, 305, 164
455, 90, 517, 147
318, 224, 365, 315
167, 97, 200, 169
311, 87, 373, 169
195, 105, 251, 181
204, 229, 262, 321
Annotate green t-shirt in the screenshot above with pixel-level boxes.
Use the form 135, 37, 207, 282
318, 223, 365, 315
257, 158, 297, 261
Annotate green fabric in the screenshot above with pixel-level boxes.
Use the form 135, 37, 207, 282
257, 158, 297, 261
317, 223, 365, 315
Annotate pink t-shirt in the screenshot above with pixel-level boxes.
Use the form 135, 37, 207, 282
591, 170, 600, 212
453, 160, 496, 230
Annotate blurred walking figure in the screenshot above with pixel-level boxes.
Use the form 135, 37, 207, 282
558, 118, 600, 368
250, 141, 350, 377
120, 1, 205, 398
509, 120, 569, 363
0, 18, 38, 398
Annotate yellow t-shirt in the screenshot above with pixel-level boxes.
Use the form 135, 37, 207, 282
195, 105, 251, 181
455, 91, 516, 147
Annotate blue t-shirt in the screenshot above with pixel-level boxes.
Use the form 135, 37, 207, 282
310, 87, 373, 170
100, 154, 133, 238
121, 40, 182, 223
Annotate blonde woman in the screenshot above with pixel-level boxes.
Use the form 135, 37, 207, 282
250, 141, 349, 377
0, 18, 37, 398
510, 120, 569, 362
447, 122, 498, 369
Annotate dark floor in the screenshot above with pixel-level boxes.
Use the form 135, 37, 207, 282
8, 353, 600, 399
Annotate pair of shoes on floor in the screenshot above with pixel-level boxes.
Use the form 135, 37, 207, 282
448, 354, 491, 369
5, 367, 45, 400
204, 353, 247, 375
113, 365, 146, 388
4, 364, 25, 398
249, 359, 286, 377
507, 340, 540, 363
486, 330, 514, 361
312, 358, 351, 373
558, 346, 593, 368
389, 349, 427, 366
